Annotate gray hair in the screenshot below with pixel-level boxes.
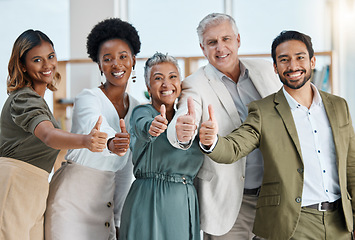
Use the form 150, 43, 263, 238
197, 13, 239, 46
144, 52, 181, 87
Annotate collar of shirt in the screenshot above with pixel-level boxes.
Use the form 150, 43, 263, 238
210, 62, 249, 84
282, 83, 322, 110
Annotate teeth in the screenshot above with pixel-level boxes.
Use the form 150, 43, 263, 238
161, 90, 173, 96
288, 72, 302, 78
112, 71, 124, 77
217, 54, 228, 58
42, 71, 51, 74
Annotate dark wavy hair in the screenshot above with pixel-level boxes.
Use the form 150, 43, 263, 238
86, 18, 141, 63
7, 29, 61, 93
271, 30, 314, 65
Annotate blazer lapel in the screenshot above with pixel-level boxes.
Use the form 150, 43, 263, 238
274, 89, 303, 162
241, 59, 281, 98
204, 64, 242, 127
320, 91, 340, 165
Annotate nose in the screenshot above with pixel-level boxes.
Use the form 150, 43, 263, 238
215, 41, 225, 52
288, 58, 299, 71
161, 79, 170, 87
111, 59, 118, 67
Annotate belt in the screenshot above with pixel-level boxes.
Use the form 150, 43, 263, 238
305, 199, 340, 211
135, 172, 193, 185
243, 187, 260, 196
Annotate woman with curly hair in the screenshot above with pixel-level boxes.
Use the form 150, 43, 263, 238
45, 18, 141, 240
0, 30, 107, 240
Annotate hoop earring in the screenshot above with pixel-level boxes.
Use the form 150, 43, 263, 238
131, 66, 136, 83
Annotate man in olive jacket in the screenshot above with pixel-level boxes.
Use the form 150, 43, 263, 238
199, 30, 355, 240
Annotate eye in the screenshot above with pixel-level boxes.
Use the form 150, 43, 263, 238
120, 55, 127, 60
33, 58, 41, 63
170, 75, 178, 79
223, 37, 230, 41
207, 40, 217, 46
49, 54, 55, 59
154, 76, 162, 81
103, 58, 111, 62
297, 56, 305, 60
279, 58, 288, 63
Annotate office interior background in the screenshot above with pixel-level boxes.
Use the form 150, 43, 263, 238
0, 0, 355, 128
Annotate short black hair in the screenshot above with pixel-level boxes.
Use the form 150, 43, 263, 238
271, 30, 314, 64
86, 18, 141, 63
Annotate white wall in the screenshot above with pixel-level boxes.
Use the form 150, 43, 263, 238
0, 0, 69, 111
0, 0, 354, 121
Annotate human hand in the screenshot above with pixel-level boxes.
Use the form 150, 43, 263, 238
199, 104, 218, 147
109, 119, 130, 156
149, 104, 168, 137
87, 116, 108, 152
176, 97, 197, 142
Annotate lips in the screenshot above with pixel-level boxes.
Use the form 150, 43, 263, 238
112, 71, 124, 77
284, 70, 305, 80
41, 70, 52, 77
216, 54, 229, 59
161, 90, 174, 96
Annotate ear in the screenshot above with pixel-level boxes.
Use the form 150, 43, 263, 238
132, 55, 136, 67
200, 43, 207, 58
147, 85, 151, 97
310, 56, 316, 70
273, 63, 278, 74
236, 33, 241, 48
20, 63, 26, 73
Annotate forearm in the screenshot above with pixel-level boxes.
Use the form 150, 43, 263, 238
41, 127, 89, 150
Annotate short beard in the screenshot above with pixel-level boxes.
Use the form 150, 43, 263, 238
279, 70, 312, 90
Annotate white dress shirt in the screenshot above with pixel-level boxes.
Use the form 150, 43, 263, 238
283, 84, 341, 206
65, 88, 140, 172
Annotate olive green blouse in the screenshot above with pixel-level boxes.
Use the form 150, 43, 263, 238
0, 87, 60, 173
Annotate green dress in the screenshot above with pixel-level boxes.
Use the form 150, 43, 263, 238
120, 104, 204, 240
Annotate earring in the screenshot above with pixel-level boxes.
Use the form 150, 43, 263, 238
100, 71, 103, 76
131, 66, 136, 83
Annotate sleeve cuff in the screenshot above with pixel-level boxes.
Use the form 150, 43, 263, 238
199, 136, 218, 153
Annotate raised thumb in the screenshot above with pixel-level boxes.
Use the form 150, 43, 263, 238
93, 115, 103, 131
160, 104, 166, 118
119, 119, 127, 133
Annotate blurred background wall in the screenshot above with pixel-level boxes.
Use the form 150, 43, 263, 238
1, 0, 354, 125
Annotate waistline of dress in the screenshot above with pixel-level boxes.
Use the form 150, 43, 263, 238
135, 171, 193, 185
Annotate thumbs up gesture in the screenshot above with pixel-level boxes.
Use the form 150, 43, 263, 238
199, 104, 218, 147
87, 116, 108, 152
149, 104, 168, 137
108, 119, 130, 156
176, 97, 197, 142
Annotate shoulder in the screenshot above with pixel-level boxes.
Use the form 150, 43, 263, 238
128, 93, 140, 108
241, 58, 273, 68
319, 90, 348, 108
12, 87, 41, 100
11, 87, 46, 109
132, 104, 155, 115
75, 88, 101, 100
183, 64, 216, 89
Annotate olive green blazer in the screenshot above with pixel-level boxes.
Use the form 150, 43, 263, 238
208, 88, 355, 240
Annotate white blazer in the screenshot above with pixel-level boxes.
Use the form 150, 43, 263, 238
167, 59, 282, 235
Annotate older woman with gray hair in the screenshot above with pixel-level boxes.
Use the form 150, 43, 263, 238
120, 52, 204, 240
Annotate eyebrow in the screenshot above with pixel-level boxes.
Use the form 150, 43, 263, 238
102, 51, 128, 58
153, 72, 164, 77
277, 52, 307, 59
31, 52, 55, 60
